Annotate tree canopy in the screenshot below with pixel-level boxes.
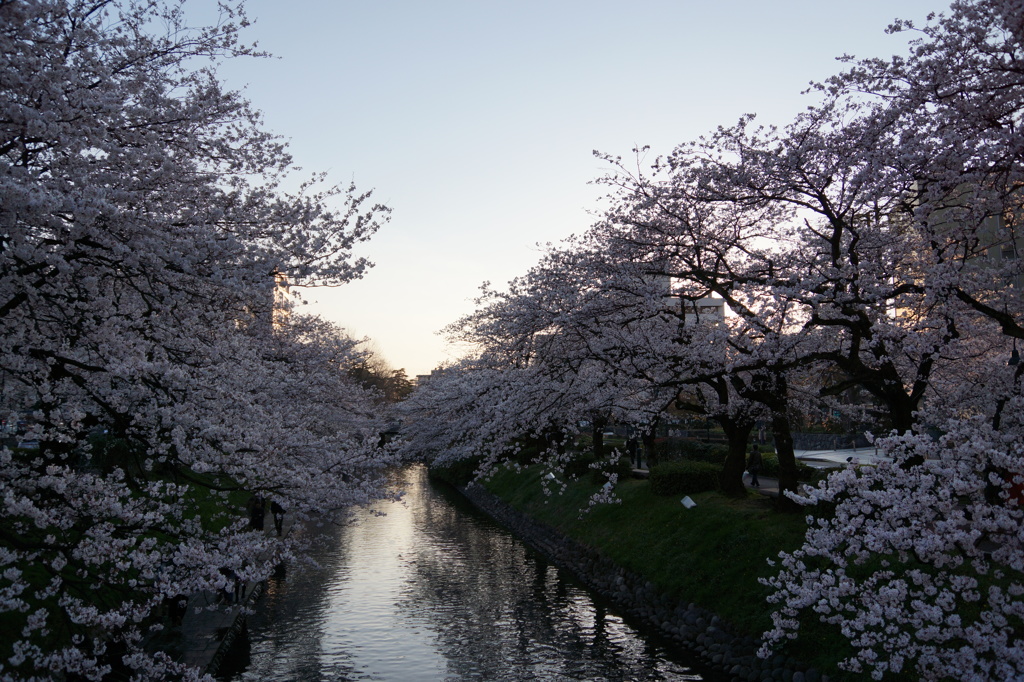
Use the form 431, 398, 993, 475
0, 1, 397, 678
400, 1, 1024, 678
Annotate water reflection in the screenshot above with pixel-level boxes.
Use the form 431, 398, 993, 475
227, 465, 708, 681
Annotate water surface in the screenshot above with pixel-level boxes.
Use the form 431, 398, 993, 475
226, 465, 712, 681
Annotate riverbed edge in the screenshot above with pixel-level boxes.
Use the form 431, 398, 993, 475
457, 481, 828, 682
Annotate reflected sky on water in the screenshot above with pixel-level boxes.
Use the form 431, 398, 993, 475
226, 465, 711, 681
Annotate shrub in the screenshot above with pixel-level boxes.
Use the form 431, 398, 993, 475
758, 452, 826, 483
565, 452, 597, 479
658, 439, 730, 464
649, 460, 721, 496
685, 441, 730, 464
588, 455, 634, 485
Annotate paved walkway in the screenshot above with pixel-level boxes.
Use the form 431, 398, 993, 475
746, 447, 891, 496
793, 446, 890, 468
632, 446, 889, 499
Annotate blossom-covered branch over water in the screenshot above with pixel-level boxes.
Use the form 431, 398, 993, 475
0, 1, 399, 678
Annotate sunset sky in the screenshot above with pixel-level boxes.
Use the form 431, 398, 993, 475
213, 0, 943, 377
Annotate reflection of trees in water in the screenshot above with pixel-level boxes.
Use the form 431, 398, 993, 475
403, 468, 699, 680
229, 466, 702, 681
229, 517, 361, 682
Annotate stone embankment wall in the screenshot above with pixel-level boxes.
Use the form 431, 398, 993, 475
459, 483, 829, 682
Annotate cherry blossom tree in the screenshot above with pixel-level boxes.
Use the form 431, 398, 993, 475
761, 380, 1024, 679
401, 247, 675, 493
398, 1, 1024, 676
0, 1, 396, 678
751, 1, 1024, 677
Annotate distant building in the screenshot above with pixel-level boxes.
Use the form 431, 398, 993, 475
682, 296, 726, 326
642, 269, 727, 325
415, 367, 449, 386
272, 271, 291, 329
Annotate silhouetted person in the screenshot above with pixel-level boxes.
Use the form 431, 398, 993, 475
747, 445, 763, 488
219, 567, 244, 604
626, 437, 641, 468
247, 494, 265, 531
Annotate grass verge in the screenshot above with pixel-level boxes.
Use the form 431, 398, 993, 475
476, 463, 871, 679
481, 464, 807, 637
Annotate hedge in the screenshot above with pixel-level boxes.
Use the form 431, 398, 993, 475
649, 460, 721, 496
757, 452, 826, 483
656, 439, 730, 464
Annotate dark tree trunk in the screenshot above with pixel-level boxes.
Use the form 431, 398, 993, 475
740, 370, 801, 508
591, 416, 607, 461
830, 356, 925, 467
719, 418, 754, 497
771, 409, 800, 512
751, 372, 801, 511
641, 422, 658, 468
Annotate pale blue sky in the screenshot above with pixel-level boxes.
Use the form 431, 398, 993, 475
213, 0, 943, 377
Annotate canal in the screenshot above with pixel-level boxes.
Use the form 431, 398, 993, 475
223, 465, 717, 681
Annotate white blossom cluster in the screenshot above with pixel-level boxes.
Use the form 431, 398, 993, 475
1, 1, 398, 679
763, 421, 1024, 680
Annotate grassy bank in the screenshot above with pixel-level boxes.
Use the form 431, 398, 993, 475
481, 465, 807, 636
471, 463, 863, 677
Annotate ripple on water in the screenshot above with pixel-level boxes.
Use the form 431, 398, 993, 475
226, 465, 711, 681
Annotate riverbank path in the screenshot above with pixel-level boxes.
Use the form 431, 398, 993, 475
631, 446, 892, 498
744, 446, 892, 497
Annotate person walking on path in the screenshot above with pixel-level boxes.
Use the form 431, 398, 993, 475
747, 445, 763, 488
626, 437, 641, 469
